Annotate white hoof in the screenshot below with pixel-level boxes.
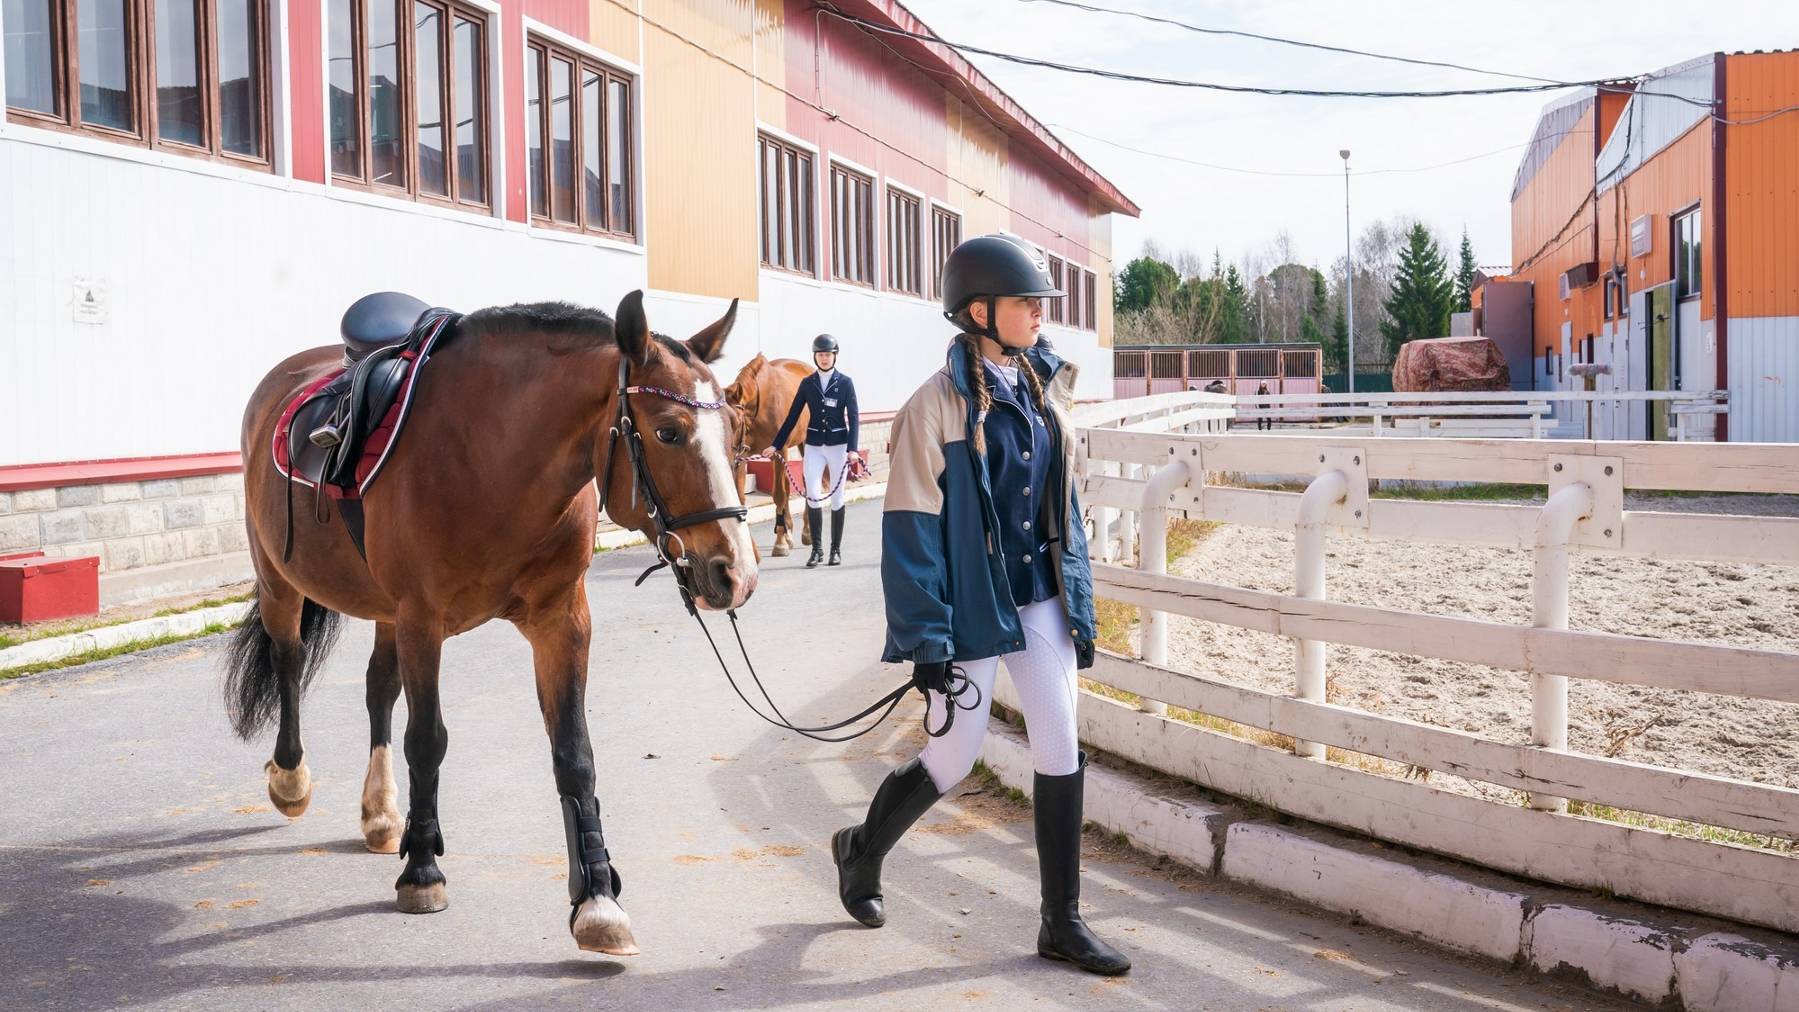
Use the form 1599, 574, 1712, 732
265, 759, 312, 818
397, 882, 448, 913
360, 745, 402, 853
572, 894, 640, 956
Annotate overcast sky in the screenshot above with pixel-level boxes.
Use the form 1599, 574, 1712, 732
900, 0, 1795, 275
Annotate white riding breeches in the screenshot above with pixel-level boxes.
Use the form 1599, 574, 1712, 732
802, 443, 848, 510
918, 597, 1081, 793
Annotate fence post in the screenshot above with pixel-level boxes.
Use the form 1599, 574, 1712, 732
1138, 458, 1193, 716
1529, 480, 1594, 812
1293, 467, 1349, 759
1118, 463, 1139, 564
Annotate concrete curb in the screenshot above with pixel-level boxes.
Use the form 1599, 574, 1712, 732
0, 600, 251, 673
977, 720, 1799, 1011
595, 481, 887, 551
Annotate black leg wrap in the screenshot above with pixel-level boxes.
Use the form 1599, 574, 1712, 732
397, 816, 444, 861
561, 795, 622, 908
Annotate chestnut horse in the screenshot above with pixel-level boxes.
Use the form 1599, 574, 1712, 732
724, 354, 819, 556
224, 291, 754, 957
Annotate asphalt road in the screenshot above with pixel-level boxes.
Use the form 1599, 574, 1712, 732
0, 502, 1626, 1011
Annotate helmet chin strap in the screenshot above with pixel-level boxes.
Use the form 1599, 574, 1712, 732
975, 296, 1029, 358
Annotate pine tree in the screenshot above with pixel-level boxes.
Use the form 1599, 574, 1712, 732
1454, 228, 1477, 314
1115, 256, 1180, 314
1330, 307, 1350, 376
1380, 223, 1454, 359
1221, 266, 1250, 343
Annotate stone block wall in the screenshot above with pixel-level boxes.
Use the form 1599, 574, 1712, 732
0, 473, 250, 605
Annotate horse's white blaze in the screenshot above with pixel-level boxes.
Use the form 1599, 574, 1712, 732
692, 381, 757, 569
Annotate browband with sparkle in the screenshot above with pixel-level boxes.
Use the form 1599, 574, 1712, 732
625, 385, 727, 410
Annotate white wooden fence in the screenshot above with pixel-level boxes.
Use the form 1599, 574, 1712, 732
1233, 389, 1729, 441
1026, 391, 1799, 934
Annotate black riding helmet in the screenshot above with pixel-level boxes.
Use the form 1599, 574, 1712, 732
812, 334, 839, 354
939, 234, 1065, 347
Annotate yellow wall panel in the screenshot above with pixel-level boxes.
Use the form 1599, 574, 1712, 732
945, 95, 1009, 237
642, 4, 758, 300
752, 0, 784, 129
589, 0, 639, 64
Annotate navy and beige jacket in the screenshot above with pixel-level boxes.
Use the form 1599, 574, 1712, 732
880, 339, 1097, 669
772, 370, 859, 450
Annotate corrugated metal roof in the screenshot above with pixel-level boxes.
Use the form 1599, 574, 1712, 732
1597, 55, 1715, 191
1510, 89, 1595, 200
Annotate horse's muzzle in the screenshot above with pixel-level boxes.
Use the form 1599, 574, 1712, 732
691, 553, 757, 611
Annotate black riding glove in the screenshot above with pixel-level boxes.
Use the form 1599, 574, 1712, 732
911, 660, 954, 696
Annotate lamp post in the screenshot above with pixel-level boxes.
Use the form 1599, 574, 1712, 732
1341, 148, 1355, 395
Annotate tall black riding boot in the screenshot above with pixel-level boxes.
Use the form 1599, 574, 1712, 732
1035, 753, 1131, 975
805, 507, 825, 568
827, 507, 845, 566
832, 758, 941, 927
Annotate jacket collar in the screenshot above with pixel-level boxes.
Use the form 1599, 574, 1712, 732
945, 336, 1075, 408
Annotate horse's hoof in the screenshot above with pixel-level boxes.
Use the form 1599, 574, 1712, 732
363, 826, 402, 854
770, 542, 789, 557
572, 895, 640, 956
265, 759, 312, 818
396, 883, 448, 914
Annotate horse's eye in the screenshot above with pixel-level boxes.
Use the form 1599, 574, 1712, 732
656, 426, 682, 445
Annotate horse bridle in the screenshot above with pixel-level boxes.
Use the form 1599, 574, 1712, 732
597, 356, 749, 611
600, 354, 978, 743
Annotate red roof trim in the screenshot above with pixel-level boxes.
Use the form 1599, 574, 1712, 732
0, 453, 243, 492
842, 0, 1141, 218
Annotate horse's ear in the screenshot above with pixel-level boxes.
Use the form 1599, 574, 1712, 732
686, 298, 738, 364
615, 290, 651, 366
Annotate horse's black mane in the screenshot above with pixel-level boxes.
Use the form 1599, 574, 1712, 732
461, 301, 693, 361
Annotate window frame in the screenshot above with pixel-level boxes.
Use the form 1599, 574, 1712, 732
1672, 204, 1702, 303
1083, 269, 1097, 330
828, 160, 876, 288
757, 130, 817, 276
4, 0, 275, 168
884, 183, 924, 298
331, 0, 495, 210
519, 33, 635, 239
1046, 255, 1066, 324
929, 202, 961, 300
1066, 260, 1083, 330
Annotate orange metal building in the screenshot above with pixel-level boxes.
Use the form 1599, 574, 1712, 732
1498, 51, 1799, 442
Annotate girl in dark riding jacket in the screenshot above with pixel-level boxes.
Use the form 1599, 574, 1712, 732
828, 234, 1129, 976
765, 334, 859, 567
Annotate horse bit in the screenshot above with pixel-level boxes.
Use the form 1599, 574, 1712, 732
600, 356, 978, 742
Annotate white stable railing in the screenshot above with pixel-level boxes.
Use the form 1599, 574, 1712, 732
1234, 389, 1729, 441
1030, 392, 1799, 934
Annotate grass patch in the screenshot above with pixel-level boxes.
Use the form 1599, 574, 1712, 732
1566, 800, 1796, 855
1370, 482, 1545, 502
970, 762, 1030, 808
151, 592, 252, 618
1, 622, 237, 680
1092, 518, 1219, 655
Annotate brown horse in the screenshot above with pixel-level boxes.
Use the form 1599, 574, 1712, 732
224, 291, 753, 957
724, 354, 818, 556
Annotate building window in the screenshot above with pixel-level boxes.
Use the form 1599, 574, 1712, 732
931, 205, 961, 297
522, 36, 633, 237
1673, 207, 1701, 301
1066, 262, 1083, 330
4, 0, 271, 164
758, 133, 814, 274
331, 0, 491, 207
829, 163, 874, 286
886, 187, 922, 296
1603, 273, 1617, 320
1084, 269, 1097, 330
1046, 256, 1065, 324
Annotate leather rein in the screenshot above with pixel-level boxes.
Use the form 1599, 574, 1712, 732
600, 356, 977, 743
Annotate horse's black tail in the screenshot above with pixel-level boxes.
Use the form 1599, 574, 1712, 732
224, 596, 343, 740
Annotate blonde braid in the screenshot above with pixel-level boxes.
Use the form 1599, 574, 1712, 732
959, 333, 993, 455
1019, 355, 1048, 416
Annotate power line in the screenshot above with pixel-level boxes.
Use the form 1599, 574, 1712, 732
1050, 122, 1596, 178
819, 7, 1617, 99
1017, 0, 1570, 84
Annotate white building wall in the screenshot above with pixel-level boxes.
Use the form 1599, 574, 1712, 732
1, 129, 1112, 465
1728, 316, 1799, 443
